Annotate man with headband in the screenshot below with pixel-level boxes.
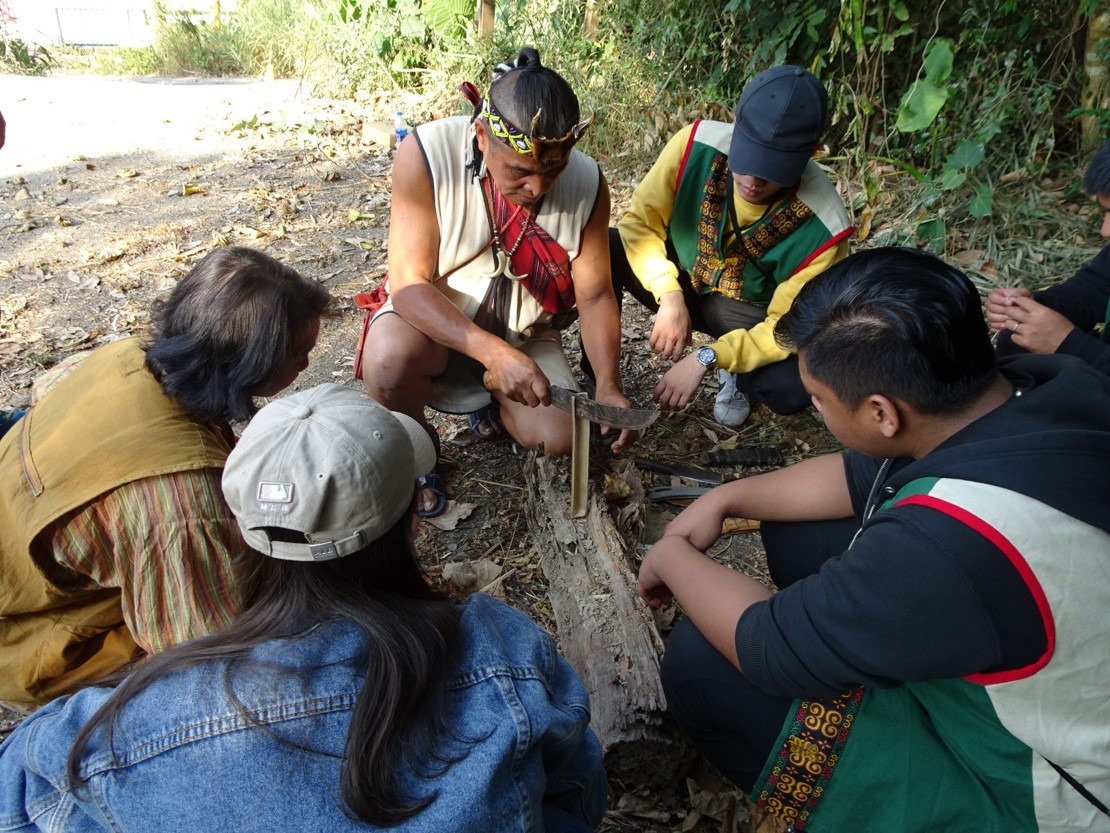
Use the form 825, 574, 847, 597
355, 48, 634, 517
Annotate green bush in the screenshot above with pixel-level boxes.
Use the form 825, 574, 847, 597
42, 0, 1107, 254
0, 35, 55, 75
87, 0, 322, 79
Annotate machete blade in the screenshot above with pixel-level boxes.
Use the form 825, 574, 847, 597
549, 386, 659, 430
634, 457, 745, 486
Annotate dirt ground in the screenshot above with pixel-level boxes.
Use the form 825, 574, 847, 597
1, 73, 841, 831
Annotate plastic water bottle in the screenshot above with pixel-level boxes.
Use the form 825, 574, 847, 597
393, 111, 409, 145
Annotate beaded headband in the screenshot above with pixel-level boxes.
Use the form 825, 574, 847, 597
463, 81, 591, 165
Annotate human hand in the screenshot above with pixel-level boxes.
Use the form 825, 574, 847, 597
652, 352, 707, 410
637, 543, 676, 609
985, 286, 1033, 331
997, 294, 1074, 354
592, 384, 639, 454
482, 349, 550, 408
649, 292, 692, 362
662, 492, 729, 552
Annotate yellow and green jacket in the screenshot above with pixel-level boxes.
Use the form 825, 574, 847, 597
618, 121, 852, 373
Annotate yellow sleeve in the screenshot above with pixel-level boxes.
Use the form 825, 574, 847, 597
616, 124, 695, 301
710, 239, 849, 373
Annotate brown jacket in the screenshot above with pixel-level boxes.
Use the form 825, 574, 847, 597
0, 338, 231, 708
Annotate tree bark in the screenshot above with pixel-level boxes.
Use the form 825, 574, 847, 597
523, 452, 692, 788
476, 0, 495, 40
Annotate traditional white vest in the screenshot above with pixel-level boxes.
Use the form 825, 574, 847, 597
416, 115, 600, 340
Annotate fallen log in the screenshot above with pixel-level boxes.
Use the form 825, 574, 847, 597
523, 451, 692, 788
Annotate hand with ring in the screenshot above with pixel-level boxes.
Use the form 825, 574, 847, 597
995, 294, 1075, 355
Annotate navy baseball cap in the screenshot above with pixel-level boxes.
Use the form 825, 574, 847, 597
728, 66, 828, 186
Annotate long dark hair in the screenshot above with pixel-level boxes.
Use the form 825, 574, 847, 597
145, 246, 334, 424
775, 247, 998, 414
65, 514, 464, 826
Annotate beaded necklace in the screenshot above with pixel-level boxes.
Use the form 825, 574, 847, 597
480, 174, 535, 279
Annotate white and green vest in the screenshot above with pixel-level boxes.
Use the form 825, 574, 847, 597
669, 120, 850, 304
756, 477, 1110, 832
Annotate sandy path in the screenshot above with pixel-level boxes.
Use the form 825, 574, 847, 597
1, 74, 320, 178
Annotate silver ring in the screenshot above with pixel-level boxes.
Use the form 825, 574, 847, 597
1013, 321, 1020, 333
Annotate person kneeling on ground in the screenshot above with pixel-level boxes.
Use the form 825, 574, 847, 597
986, 139, 1110, 375
0, 246, 332, 711
638, 247, 1110, 831
611, 65, 852, 428
355, 48, 635, 520
0, 384, 608, 832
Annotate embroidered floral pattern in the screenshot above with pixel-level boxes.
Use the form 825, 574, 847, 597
688, 156, 815, 301
755, 686, 865, 830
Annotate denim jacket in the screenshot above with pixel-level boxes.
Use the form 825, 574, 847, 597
0, 594, 606, 832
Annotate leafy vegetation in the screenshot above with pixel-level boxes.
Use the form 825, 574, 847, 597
27, 0, 1110, 279
0, 32, 54, 75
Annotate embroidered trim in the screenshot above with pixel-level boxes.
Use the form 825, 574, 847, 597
755, 686, 864, 830
482, 96, 535, 155
688, 155, 814, 300
479, 96, 591, 160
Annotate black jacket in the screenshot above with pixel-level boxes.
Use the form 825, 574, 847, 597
738, 355, 1110, 698
997, 244, 1110, 375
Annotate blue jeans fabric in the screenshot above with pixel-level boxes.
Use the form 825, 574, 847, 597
0, 594, 607, 832
0, 411, 24, 441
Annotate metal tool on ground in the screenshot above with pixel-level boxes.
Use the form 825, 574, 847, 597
482, 373, 659, 517
644, 486, 761, 534
705, 446, 783, 467
646, 485, 714, 503
634, 457, 741, 486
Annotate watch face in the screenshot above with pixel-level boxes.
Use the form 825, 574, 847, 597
697, 346, 716, 368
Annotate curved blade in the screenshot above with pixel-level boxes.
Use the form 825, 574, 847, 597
549, 386, 658, 430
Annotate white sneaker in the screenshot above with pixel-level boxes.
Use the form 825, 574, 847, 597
713, 370, 751, 427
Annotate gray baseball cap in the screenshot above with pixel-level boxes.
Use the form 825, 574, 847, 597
728, 65, 828, 186
222, 384, 436, 562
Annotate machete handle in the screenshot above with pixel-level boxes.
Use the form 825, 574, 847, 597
706, 447, 783, 468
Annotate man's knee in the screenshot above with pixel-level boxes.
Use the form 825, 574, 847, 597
501, 404, 572, 455
362, 316, 444, 381
360, 316, 446, 410
660, 617, 723, 696
737, 358, 809, 415
516, 424, 573, 457
761, 517, 859, 587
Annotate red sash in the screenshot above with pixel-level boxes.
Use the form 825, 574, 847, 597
353, 176, 575, 380
481, 175, 575, 315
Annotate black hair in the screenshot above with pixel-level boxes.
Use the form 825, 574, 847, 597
1082, 139, 1110, 196
144, 246, 334, 424
775, 247, 998, 414
65, 512, 465, 826
468, 47, 581, 175
488, 47, 580, 139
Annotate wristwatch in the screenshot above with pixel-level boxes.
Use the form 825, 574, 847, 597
696, 346, 717, 369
